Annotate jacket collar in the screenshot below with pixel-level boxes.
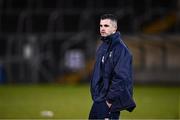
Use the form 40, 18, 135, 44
101, 32, 121, 44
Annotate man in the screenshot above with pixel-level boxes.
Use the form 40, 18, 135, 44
89, 14, 136, 119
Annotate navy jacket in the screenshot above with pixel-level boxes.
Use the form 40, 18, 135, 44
90, 32, 136, 112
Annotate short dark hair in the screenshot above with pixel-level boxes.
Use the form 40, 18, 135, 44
100, 14, 118, 23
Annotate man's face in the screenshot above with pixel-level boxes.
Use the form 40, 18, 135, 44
100, 19, 117, 37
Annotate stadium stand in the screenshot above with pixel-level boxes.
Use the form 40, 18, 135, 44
0, 0, 179, 84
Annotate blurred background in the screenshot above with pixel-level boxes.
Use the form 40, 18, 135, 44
0, 0, 179, 119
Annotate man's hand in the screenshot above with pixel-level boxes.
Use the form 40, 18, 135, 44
106, 101, 112, 108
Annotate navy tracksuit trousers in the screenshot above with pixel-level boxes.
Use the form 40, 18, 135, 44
89, 101, 120, 119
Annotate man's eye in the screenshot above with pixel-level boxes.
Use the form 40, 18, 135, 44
100, 25, 102, 27
104, 25, 109, 27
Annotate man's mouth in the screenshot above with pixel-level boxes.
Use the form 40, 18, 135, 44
101, 31, 106, 34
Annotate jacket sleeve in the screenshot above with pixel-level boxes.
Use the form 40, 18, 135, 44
106, 45, 136, 112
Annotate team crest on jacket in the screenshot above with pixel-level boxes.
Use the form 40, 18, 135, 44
102, 56, 104, 63
101, 51, 113, 63
109, 51, 112, 58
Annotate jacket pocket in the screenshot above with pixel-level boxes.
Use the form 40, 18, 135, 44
110, 88, 136, 112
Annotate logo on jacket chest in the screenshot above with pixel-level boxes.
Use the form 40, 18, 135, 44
101, 51, 113, 64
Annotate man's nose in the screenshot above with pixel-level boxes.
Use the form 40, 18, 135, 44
101, 27, 105, 30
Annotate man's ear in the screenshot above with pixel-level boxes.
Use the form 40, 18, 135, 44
113, 25, 117, 32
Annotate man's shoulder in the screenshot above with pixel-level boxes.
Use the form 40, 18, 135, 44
112, 40, 128, 51
112, 40, 132, 57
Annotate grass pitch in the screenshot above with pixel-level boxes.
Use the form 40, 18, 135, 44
0, 84, 179, 119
